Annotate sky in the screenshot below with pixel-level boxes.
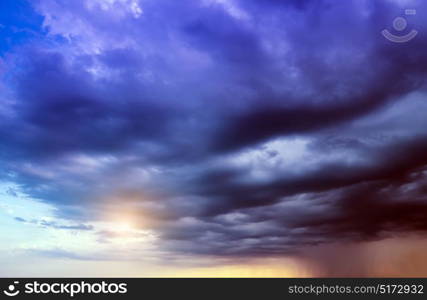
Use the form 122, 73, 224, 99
1, 0, 427, 277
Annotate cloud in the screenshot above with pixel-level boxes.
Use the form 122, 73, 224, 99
28, 248, 107, 261
1, 0, 427, 260
14, 217, 94, 231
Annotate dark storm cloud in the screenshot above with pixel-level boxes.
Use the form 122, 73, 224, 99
154, 133, 427, 256
213, 1, 427, 152
2, 0, 427, 258
1, 49, 182, 159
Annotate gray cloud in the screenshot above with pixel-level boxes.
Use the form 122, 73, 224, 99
2, 0, 427, 258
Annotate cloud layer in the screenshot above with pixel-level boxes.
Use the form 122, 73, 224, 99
2, 0, 427, 260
